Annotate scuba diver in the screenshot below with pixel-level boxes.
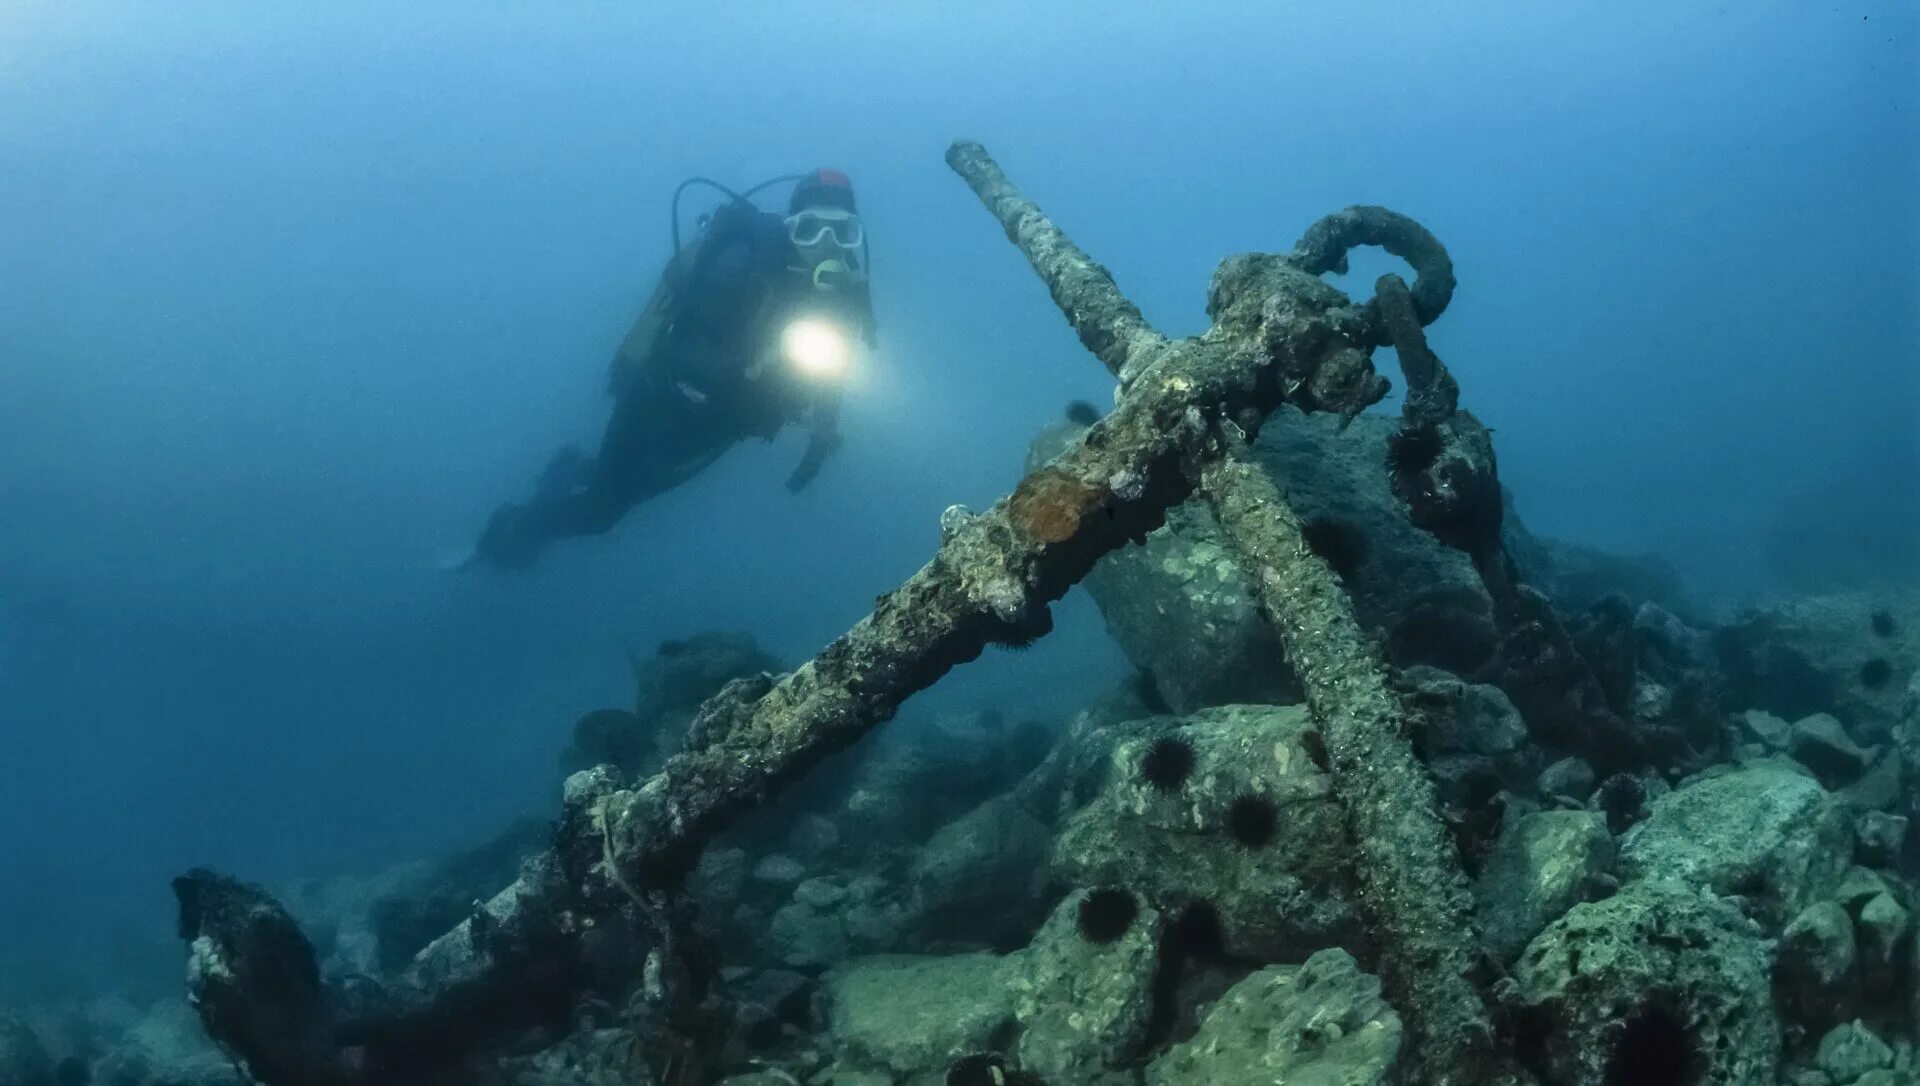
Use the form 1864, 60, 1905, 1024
462, 168, 876, 569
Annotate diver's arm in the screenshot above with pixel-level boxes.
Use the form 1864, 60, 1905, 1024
785, 392, 843, 493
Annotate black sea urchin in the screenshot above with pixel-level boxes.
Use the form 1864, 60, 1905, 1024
1138, 735, 1195, 793
1226, 794, 1278, 849
1076, 888, 1139, 944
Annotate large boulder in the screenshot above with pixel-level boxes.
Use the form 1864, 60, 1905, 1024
1507, 880, 1779, 1086
1715, 591, 1918, 747
1254, 409, 1505, 674
1032, 407, 1518, 712
1145, 948, 1402, 1085
1618, 761, 1853, 928
909, 794, 1052, 947
1048, 704, 1361, 961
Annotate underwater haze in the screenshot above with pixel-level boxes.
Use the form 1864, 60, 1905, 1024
0, 0, 1915, 1053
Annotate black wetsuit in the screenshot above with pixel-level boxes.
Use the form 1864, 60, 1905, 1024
474, 202, 872, 569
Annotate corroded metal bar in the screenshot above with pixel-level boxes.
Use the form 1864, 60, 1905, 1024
946, 139, 1169, 379
947, 140, 1521, 1086
1200, 456, 1518, 1086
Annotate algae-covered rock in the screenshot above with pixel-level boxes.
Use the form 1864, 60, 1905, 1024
1618, 761, 1852, 927
822, 953, 1015, 1077
1145, 948, 1402, 1085
1775, 900, 1858, 1027
1008, 889, 1161, 1082
1404, 665, 1541, 856
1856, 892, 1911, 997
766, 876, 911, 969
1817, 1020, 1894, 1083
495, 1026, 638, 1085
1049, 704, 1360, 960
1474, 809, 1615, 964
1790, 712, 1880, 788
86, 998, 248, 1086
1508, 880, 1779, 1086
1537, 756, 1597, 803
1854, 812, 1907, 866
1740, 708, 1794, 750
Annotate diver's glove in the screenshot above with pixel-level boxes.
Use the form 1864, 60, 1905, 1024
785, 432, 844, 493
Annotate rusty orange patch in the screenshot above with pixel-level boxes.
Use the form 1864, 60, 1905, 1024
1008, 469, 1103, 544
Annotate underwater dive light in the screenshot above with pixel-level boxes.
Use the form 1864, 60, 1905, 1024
780, 318, 852, 380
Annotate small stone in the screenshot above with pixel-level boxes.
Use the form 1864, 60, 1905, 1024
1537, 757, 1596, 802
841, 902, 905, 950
753, 855, 808, 885
1739, 708, 1792, 749
1855, 812, 1908, 867
1789, 713, 1875, 786
1777, 901, 1857, 1025
1857, 892, 1912, 995
733, 967, 812, 1023
1838, 751, 1903, 812
1817, 1020, 1893, 1083
794, 877, 848, 910
1835, 867, 1895, 915
768, 902, 847, 968
789, 814, 841, 857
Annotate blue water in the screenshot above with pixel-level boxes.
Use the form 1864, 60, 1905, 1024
0, 3, 1913, 996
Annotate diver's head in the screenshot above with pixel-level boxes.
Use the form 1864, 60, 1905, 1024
787, 168, 867, 290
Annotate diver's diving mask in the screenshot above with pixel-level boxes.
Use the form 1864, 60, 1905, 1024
785, 208, 864, 249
